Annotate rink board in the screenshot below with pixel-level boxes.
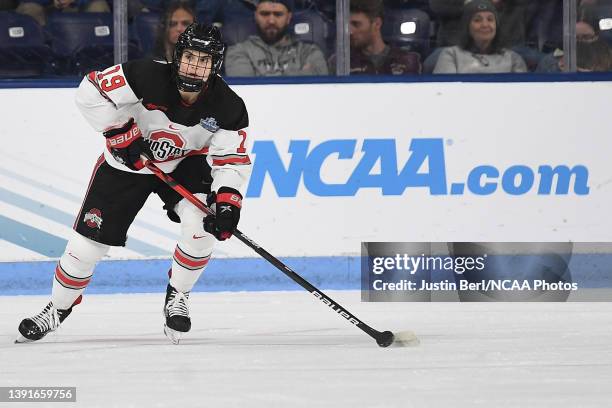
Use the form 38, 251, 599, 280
1, 253, 612, 296
0, 256, 359, 295
1, 81, 611, 293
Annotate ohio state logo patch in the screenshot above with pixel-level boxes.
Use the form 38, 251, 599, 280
84, 208, 103, 229
148, 130, 187, 161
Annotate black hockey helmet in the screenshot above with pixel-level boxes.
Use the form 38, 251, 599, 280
172, 23, 225, 92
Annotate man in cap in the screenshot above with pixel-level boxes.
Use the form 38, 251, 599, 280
332, 0, 421, 75
225, 0, 329, 76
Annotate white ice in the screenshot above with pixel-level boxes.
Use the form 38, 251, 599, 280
1, 291, 611, 408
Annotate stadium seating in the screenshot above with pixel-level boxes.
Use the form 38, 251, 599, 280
46, 12, 137, 75
196, 12, 213, 27
0, 11, 51, 78
132, 11, 161, 57
292, 9, 335, 57
382, 8, 431, 58
220, 15, 255, 48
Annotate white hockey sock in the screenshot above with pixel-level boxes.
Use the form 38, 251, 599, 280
52, 232, 109, 309
170, 195, 215, 293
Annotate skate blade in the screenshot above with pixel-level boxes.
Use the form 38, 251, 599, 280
164, 324, 184, 345
14, 335, 34, 344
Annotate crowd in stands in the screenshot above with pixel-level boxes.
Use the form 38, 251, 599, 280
1, 0, 612, 78
225, 0, 329, 76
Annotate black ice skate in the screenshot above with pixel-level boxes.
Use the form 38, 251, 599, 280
15, 301, 74, 344
163, 284, 191, 345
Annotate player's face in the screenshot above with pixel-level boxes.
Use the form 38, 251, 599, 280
255, 2, 292, 44
350, 12, 377, 50
168, 8, 194, 46
469, 11, 497, 47
179, 50, 213, 85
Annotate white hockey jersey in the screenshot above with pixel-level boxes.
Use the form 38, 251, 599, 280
75, 59, 252, 196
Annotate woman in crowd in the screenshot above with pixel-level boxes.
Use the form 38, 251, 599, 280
434, 0, 527, 74
152, 0, 196, 61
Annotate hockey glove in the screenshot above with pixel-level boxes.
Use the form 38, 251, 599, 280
203, 187, 242, 241
103, 118, 152, 171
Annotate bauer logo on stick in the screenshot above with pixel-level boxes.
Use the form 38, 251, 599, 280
84, 208, 103, 229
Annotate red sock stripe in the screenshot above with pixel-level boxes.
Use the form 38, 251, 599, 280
55, 264, 91, 290
173, 246, 210, 270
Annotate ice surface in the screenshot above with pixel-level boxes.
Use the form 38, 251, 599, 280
1, 291, 611, 408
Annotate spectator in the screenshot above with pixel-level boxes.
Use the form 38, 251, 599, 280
430, 0, 530, 47
329, 0, 421, 75
16, 0, 110, 26
152, 0, 196, 61
577, 36, 612, 71
224, 0, 328, 76
434, 0, 527, 73
536, 20, 599, 72
530, 0, 612, 54
426, 0, 535, 72
577, 18, 600, 41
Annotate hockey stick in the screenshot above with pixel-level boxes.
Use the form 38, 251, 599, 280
142, 158, 417, 348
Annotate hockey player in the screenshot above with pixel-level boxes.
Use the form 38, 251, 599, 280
15, 23, 251, 344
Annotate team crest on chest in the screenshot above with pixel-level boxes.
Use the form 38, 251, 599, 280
200, 117, 219, 132
147, 130, 188, 161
